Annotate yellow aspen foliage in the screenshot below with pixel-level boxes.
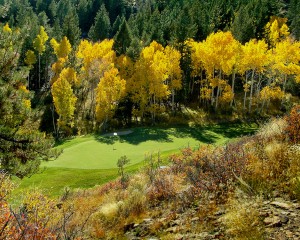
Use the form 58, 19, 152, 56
129, 41, 169, 118
164, 46, 182, 90
240, 39, 269, 73
50, 36, 72, 58
243, 83, 250, 93
200, 87, 212, 100
187, 39, 204, 77
77, 39, 115, 77
51, 75, 77, 127
59, 67, 80, 86
116, 54, 134, 81
22, 99, 31, 110
202, 31, 239, 76
260, 86, 285, 101
50, 37, 72, 85
19, 85, 30, 94
33, 26, 49, 54
3, 22, 12, 33
51, 58, 67, 84
272, 38, 300, 77
24, 50, 37, 66
265, 16, 290, 47
220, 84, 234, 103
95, 67, 126, 122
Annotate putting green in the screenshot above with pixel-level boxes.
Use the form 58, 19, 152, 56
43, 125, 256, 169
11, 124, 257, 199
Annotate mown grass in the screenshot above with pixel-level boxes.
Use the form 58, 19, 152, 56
11, 123, 257, 202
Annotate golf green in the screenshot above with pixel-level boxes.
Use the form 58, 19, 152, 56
43, 125, 256, 169
11, 124, 257, 199
43, 128, 213, 169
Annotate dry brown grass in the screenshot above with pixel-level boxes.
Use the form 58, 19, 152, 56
221, 194, 264, 240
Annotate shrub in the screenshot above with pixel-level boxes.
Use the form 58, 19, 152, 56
147, 170, 176, 204
221, 195, 264, 240
285, 105, 300, 144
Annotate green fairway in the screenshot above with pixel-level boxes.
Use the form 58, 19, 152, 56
44, 124, 256, 169
12, 124, 257, 199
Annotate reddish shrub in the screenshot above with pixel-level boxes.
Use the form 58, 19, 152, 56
285, 105, 300, 144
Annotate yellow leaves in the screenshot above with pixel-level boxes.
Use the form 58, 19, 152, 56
59, 67, 80, 86
200, 87, 212, 100
265, 16, 290, 47
243, 83, 250, 93
50, 36, 72, 58
3, 22, 12, 33
77, 39, 115, 76
116, 54, 134, 80
240, 39, 269, 73
164, 46, 182, 90
203, 31, 240, 75
95, 67, 126, 122
260, 86, 285, 101
33, 26, 49, 54
271, 38, 300, 79
19, 84, 29, 93
220, 85, 234, 103
51, 75, 77, 126
24, 50, 36, 66
22, 99, 31, 110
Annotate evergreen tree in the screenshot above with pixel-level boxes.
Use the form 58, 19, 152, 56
88, 4, 111, 41
288, 0, 300, 39
113, 19, 132, 56
112, 15, 124, 37
62, 7, 81, 45
0, 24, 54, 178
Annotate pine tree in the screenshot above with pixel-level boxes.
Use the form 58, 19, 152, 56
62, 8, 81, 45
113, 19, 133, 56
88, 4, 111, 42
0, 24, 54, 178
112, 15, 124, 37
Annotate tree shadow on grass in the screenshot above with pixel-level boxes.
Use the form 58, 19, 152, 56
207, 123, 257, 139
94, 125, 232, 145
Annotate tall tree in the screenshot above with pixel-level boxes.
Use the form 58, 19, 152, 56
62, 7, 81, 45
88, 4, 111, 42
113, 19, 133, 56
95, 67, 126, 126
0, 24, 54, 178
33, 26, 49, 89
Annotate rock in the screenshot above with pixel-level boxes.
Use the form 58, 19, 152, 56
198, 232, 210, 238
272, 190, 280, 198
191, 217, 199, 222
264, 216, 282, 227
133, 223, 140, 228
214, 209, 225, 216
270, 201, 291, 210
166, 226, 177, 233
171, 219, 181, 226
279, 215, 289, 224
293, 203, 300, 209
286, 230, 293, 238
124, 223, 135, 232
143, 218, 152, 223
259, 211, 269, 217
158, 217, 166, 222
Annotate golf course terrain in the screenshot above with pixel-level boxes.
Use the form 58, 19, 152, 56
12, 124, 257, 199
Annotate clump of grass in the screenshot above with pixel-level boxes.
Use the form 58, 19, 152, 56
257, 117, 287, 140
221, 195, 264, 240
